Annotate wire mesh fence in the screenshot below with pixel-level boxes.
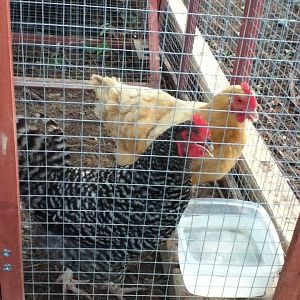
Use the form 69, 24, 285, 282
7, 0, 300, 298
11, 0, 153, 83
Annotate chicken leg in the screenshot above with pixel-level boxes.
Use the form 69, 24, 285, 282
56, 268, 91, 300
56, 268, 149, 300
108, 282, 151, 300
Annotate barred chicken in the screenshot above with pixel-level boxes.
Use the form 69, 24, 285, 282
91, 75, 258, 184
18, 113, 211, 298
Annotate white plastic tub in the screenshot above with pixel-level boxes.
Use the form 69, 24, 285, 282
177, 199, 284, 298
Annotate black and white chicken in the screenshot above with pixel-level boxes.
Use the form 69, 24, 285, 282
17, 113, 212, 299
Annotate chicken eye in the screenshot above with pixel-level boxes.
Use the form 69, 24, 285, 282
237, 98, 242, 103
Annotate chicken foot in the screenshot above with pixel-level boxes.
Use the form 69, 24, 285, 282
56, 268, 157, 300
56, 268, 91, 300
108, 282, 150, 300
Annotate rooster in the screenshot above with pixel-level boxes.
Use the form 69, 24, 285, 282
18, 113, 212, 299
90, 75, 258, 184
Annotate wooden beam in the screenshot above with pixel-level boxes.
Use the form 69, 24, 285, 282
238, 122, 300, 247
13, 77, 153, 89
167, 0, 299, 245
0, 1, 24, 299
14, 76, 91, 89
148, 0, 161, 88
178, 0, 201, 91
12, 32, 133, 49
273, 216, 300, 300
167, 0, 229, 101
231, 0, 266, 84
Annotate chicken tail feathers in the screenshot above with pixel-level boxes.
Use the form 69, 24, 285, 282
17, 113, 70, 183
90, 74, 121, 118
90, 74, 120, 88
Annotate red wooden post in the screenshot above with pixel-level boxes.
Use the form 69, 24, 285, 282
0, 0, 24, 299
273, 216, 300, 300
231, 0, 265, 85
178, 0, 201, 91
148, 0, 161, 88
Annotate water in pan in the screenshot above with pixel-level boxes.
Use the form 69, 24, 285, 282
184, 227, 261, 266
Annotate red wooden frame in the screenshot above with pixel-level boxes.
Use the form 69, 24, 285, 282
273, 216, 300, 300
178, 0, 201, 91
12, 32, 133, 49
231, 0, 265, 85
148, 0, 161, 88
0, 0, 24, 299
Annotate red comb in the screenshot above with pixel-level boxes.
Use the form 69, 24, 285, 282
240, 82, 257, 110
240, 82, 251, 94
192, 114, 211, 139
192, 114, 207, 127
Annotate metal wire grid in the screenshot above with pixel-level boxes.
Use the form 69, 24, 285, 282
159, 11, 204, 102
17, 104, 177, 299
159, 0, 241, 99
194, 0, 300, 186
10, 0, 151, 82
10, 0, 300, 298
253, 0, 300, 199
191, 0, 243, 75
160, 0, 299, 296
162, 1, 299, 192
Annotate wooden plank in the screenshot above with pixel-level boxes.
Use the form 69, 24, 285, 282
178, 0, 200, 90
167, 0, 229, 102
231, 0, 266, 84
238, 123, 299, 248
168, 0, 300, 245
12, 32, 133, 49
14, 76, 91, 89
273, 216, 300, 300
218, 174, 244, 200
0, 1, 24, 299
14, 77, 153, 89
147, 0, 161, 88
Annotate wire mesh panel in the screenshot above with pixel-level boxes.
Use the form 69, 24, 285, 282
11, 0, 156, 84
159, 0, 300, 297
9, 0, 300, 299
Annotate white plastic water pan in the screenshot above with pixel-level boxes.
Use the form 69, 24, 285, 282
177, 199, 284, 298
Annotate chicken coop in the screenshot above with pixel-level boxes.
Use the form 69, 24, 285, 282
0, 0, 299, 298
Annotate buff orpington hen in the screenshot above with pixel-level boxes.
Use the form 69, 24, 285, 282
90, 75, 258, 185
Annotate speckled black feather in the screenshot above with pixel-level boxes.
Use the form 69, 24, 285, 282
18, 114, 197, 283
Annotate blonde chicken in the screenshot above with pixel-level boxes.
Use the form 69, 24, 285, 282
90, 75, 258, 185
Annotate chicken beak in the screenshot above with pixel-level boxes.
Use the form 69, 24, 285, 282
196, 139, 214, 157
246, 110, 259, 122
